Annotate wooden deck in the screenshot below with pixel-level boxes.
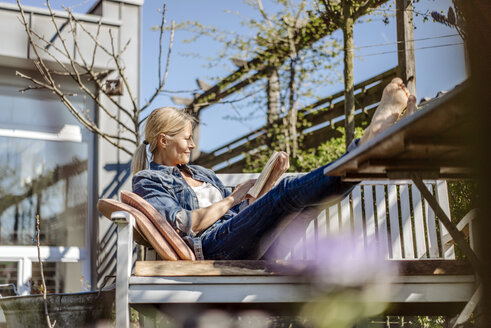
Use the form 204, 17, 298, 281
134, 259, 472, 277
128, 259, 474, 317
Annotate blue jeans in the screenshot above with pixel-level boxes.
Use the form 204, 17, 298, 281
199, 164, 355, 260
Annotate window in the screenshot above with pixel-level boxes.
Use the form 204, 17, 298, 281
0, 84, 91, 247
0, 81, 94, 294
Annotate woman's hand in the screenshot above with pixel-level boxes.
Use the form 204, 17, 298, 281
253, 151, 290, 201
229, 179, 256, 206
275, 151, 290, 173
190, 179, 255, 234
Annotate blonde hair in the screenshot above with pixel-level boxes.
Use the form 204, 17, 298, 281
131, 107, 195, 175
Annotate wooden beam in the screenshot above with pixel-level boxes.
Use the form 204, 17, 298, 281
196, 79, 212, 91
411, 174, 481, 275
358, 158, 470, 172
396, 0, 416, 97
170, 96, 193, 106
195, 68, 396, 167
197, 72, 394, 169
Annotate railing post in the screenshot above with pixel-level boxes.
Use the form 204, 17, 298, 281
17, 258, 32, 295
111, 211, 134, 328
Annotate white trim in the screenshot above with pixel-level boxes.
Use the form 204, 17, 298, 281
125, 274, 475, 304
17, 259, 32, 295
0, 2, 121, 26
111, 0, 144, 6
0, 246, 88, 295
0, 125, 82, 142
0, 246, 87, 262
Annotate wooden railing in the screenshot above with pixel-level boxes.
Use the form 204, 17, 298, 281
195, 67, 397, 172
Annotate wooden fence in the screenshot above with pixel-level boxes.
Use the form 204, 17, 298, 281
195, 67, 397, 173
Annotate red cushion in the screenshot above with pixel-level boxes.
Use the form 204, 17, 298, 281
97, 198, 180, 261
120, 190, 196, 261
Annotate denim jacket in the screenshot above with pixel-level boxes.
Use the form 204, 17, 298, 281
132, 162, 243, 257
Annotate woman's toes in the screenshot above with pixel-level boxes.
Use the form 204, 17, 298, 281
401, 95, 417, 118
400, 84, 410, 98
391, 77, 404, 85
407, 95, 417, 112
382, 80, 409, 107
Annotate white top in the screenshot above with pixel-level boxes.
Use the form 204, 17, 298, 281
191, 182, 223, 208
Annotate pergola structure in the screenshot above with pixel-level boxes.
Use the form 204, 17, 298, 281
171, 0, 417, 168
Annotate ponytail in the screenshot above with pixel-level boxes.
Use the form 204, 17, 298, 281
131, 143, 148, 175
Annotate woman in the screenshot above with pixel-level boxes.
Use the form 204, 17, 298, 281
132, 78, 416, 260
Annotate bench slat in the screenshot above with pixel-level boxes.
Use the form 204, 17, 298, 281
375, 185, 390, 259
135, 260, 308, 276
340, 196, 351, 233
436, 180, 455, 259
425, 183, 440, 258
133, 260, 473, 277
317, 208, 328, 240
352, 186, 364, 245
328, 203, 339, 233
411, 185, 427, 258
388, 184, 402, 259
400, 185, 415, 259
363, 185, 376, 243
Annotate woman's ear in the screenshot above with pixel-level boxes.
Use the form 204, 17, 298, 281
158, 133, 167, 149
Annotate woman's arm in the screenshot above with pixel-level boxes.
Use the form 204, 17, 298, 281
190, 179, 256, 234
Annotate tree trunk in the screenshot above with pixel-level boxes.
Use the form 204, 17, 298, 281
266, 68, 281, 147
288, 59, 298, 157
267, 69, 280, 125
343, 2, 355, 148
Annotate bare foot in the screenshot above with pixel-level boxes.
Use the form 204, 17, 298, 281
401, 95, 417, 119
360, 78, 413, 145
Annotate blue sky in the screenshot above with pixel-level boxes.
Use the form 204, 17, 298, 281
9, 0, 466, 152
143, 0, 466, 152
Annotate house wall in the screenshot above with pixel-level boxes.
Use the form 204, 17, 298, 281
94, 0, 143, 288
0, 0, 143, 295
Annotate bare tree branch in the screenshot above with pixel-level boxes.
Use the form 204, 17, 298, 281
15, 69, 134, 152
15, 0, 175, 156
63, 12, 137, 132
31, 35, 136, 136
65, 11, 141, 119
108, 29, 139, 113
158, 3, 166, 83
90, 16, 103, 71
353, 0, 387, 18
19, 85, 44, 92
141, 20, 175, 113
35, 215, 56, 328
16, 30, 134, 154
257, 0, 275, 29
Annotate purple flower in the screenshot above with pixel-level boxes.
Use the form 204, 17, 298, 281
305, 234, 398, 290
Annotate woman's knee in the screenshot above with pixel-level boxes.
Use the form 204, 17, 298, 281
274, 176, 303, 208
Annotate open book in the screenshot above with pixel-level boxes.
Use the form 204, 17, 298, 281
247, 151, 281, 198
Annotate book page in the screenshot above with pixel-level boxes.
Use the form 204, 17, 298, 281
247, 151, 280, 198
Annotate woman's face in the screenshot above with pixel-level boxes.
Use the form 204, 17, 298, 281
160, 122, 195, 166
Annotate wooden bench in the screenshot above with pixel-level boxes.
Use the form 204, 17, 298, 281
101, 175, 476, 327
